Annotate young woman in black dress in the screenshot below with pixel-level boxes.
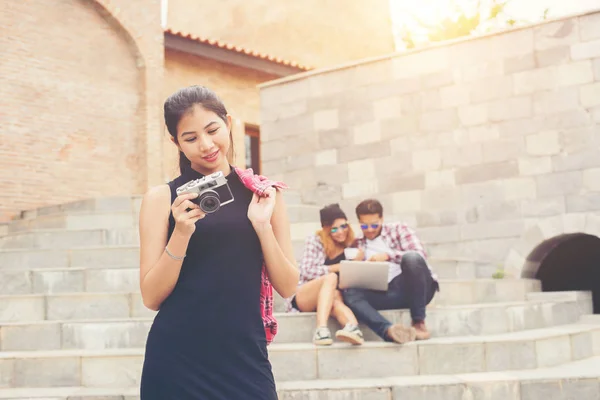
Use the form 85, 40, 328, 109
138, 85, 298, 399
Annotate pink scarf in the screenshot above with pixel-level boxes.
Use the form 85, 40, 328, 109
233, 167, 288, 344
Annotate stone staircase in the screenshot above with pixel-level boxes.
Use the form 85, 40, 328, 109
0, 195, 599, 399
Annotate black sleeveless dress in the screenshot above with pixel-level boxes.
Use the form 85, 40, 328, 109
325, 252, 345, 267
140, 168, 278, 400
326, 252, 345, 289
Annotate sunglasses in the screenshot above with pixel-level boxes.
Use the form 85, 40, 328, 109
330, 223, 349, 233
360, 223, 380, 230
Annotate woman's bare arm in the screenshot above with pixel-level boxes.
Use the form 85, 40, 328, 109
138, 186, 203, 310
252, 190, 299, 298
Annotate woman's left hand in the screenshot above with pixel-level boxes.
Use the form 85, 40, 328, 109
248, 187, 277, 227
328, 263, 340, 273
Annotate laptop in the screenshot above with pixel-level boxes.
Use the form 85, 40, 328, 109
338, 261, 390, 291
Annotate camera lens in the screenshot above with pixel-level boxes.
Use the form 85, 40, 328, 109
198, 191, 220, 213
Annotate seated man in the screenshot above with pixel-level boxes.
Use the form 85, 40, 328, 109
343, 199, 439, 343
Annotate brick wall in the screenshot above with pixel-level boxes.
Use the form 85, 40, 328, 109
259, 11, 600, 265
91, 0, 165, 189
166, 0, 395, 69
0, 0, 163, 221
162, 49, 279, 180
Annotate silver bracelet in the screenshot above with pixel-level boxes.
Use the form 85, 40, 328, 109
165, 246, 185, 261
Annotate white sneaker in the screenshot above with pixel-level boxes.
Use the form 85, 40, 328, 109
313, 327, 333, 346
335, 323, 364, 345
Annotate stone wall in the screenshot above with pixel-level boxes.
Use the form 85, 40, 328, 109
259, 11, 600, 270
0, 0, 164, 222
166, 0, 395, 69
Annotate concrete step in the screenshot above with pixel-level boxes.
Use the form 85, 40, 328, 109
0, 279, 541, 322
272, 291, 592, 344
272, 278, 541, 312
0, 230, 307, 274
0, 267, 140, 295
431, 278, 541, 306
0, 219, 500, 280
0, 261, 525, 296
0, 228, 140, 250
6, 212, 320, 238
7, 190, 306, 223
0, 323, 597, 387
0, 246, 140, 270
6, 219, 498, 265
4, 202, 320, 235
277, 355, 600, 399
0, 356, 599, 399
425, 257, 501, 279
0, 258, 502, 295
0, 292, 153, 322
1, 223, 315, 254
0, 229, 306, 271
580, 314, 600, 324
0, 292, 591, 351
0, 245, 504, 284
9, 197, 142, 222
0, 226, 315, 261
6, 212, 138, 234
241, 323, 600, 382
0, 387, 139, 400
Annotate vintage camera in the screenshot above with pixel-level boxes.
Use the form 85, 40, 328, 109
175, 171, 234, 214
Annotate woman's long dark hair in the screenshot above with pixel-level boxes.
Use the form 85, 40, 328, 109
164, 85, 235, 173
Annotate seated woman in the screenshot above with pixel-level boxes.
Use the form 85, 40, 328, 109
288, 203, 364, 346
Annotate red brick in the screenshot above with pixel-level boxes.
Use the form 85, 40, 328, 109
0, 0, 163, 221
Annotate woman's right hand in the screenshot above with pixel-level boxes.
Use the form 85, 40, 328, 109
172, 193, 206, 236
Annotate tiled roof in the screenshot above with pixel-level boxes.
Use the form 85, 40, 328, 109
164, 28, 312, 71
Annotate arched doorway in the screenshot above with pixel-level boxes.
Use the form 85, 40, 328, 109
503, 214, 600, 314
534, 234, 600, 313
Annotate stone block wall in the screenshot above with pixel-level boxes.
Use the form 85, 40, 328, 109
259, 11, 600, 267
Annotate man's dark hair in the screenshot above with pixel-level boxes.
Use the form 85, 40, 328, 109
355, 199, 383, 218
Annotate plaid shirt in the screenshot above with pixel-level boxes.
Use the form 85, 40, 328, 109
233, 167, 288, 345
354, 222, 437, 280
298, 234, 329, 285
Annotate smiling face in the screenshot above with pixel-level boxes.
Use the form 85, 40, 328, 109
329, 218, 349, 244
172, 104, 232, 175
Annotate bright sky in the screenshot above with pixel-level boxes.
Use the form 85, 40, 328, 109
389, 0, 600, 49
